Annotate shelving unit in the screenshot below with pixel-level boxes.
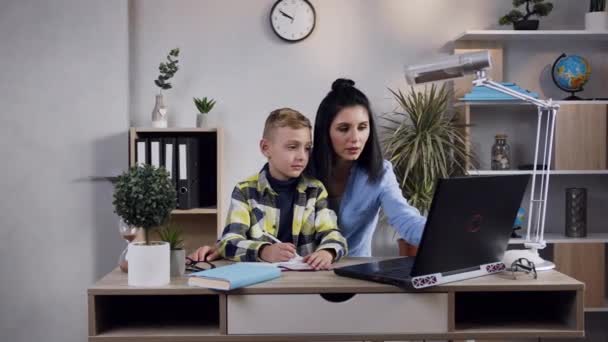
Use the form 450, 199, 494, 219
128, 127, 224, 253
455, 30, 608, 41
453, 30, 608, 319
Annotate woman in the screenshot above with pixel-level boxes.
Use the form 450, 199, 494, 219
189, 78, 425, 261
309, 78, 425, 256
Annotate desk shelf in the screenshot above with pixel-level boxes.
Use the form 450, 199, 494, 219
89, 294, 224, 340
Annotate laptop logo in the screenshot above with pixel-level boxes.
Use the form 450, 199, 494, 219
466, 213, 483, 233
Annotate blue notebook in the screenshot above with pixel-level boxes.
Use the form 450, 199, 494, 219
188, 263, 281, 290
462, 82, 539, 101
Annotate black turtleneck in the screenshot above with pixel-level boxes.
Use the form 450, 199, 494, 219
265, 165, 299, 243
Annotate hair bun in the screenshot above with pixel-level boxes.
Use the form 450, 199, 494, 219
331, 78, 355, 91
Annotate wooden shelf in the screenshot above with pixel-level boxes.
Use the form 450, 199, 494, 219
94, 324, 220, 338
509, 233, 608, 245
132, 127, 219, 133
457, 100, 608, 107
455, 30, 608, 41
467, 170, 608, 175
172, 207, 218, 215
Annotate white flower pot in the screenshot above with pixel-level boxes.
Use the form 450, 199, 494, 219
128, 241, 170, 286
585, 12, 608, 31
196, 113, 208, 128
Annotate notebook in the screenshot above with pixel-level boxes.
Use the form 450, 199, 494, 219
273, 256, 314, 271
188, 263, 281, 290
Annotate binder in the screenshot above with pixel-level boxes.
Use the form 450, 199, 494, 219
176, 137, 200, 209
198, 133, 218, 207
135, 138, 149, 167
149, 138, 163, 169
162, 137, 177, 190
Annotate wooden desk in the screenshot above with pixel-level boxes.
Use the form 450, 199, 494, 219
88, 258, 585, 341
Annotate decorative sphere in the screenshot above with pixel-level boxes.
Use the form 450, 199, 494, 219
552, 54, 591, 93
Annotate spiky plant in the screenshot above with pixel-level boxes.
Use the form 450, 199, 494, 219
158, 224, 184, 250
193, 97, 217, 114
382, 84, 474, 214
590, 0, 606, 12
499, 0, 554, 26
154, 48, 180, 93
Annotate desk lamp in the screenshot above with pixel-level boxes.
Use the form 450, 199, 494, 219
405, 51, 558, 270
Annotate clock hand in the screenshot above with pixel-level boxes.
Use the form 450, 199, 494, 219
279, 10, 294, 22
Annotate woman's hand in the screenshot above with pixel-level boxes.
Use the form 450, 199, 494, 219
188, 245, 221, 262
303, 249, 335, 270
259, 243, 296, 262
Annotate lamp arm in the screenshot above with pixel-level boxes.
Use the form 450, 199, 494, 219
473, 77, 559, 110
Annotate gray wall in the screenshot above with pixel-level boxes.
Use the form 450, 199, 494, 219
0, 0, 128, 341
0, 1, 602, 341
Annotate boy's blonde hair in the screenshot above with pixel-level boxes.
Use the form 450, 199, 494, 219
263, 108, 312, 139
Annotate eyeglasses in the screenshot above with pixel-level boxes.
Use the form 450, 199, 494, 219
185, 257, 216, 273
509, 257, 537, 280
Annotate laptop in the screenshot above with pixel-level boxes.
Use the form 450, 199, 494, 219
334, 175, 529, 289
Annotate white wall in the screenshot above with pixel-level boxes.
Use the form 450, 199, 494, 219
0, 1, 596, 341
0, 1, 128, 341
129, 0, 589, 254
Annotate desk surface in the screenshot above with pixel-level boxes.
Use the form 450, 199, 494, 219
89, 257, 583, 295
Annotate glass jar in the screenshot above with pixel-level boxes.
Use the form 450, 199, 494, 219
491, 134, 511, 170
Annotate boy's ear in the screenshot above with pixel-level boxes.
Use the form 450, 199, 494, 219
260, 138, 271, 158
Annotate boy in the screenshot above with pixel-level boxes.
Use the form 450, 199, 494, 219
217, 108, 347, 270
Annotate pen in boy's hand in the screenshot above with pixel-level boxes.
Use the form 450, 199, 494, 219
262, 231, 301, 258
262, 231, 282, 244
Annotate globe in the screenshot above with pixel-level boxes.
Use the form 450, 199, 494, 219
551, 53, 591, 100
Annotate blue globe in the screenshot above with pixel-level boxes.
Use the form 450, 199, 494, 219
551, 54, 591, 97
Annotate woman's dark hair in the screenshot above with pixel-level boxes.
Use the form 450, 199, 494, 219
310, 78, 384, 188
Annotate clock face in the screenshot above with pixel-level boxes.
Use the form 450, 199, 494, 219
270, 0, 316, 42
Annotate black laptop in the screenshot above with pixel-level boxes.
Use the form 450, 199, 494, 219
334, 175, 529, 289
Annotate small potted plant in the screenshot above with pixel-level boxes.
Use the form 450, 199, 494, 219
499, 0, 554, 30
152, 48, 180, 128
113, 164, 177, 286
586, 0, 608, 31
194, 97, 216, 128
158, 224, 186, 277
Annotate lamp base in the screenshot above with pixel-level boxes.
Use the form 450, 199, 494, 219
503, 248, 555, 271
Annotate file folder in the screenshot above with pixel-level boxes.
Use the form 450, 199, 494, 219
162, 137, 177, 190
149, 138, 162, 169
176, 137, 200, 209
135, 138, 149, 167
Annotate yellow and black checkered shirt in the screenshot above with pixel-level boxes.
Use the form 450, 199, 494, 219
217, 168, 347, 262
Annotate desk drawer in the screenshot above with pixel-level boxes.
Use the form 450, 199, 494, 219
227, 293, 448, 334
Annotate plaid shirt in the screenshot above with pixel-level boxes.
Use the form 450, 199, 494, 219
217, 168, 347, 262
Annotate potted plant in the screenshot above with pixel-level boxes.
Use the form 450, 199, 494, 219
586, 0, 608, 31
194, 97, 216, 128
158, 223, 186, 277
113, 164, 177, 286
152, 48, 180, 128
499, 0, 554, 30
382, 84, 474, 256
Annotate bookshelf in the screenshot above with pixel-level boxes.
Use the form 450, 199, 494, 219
453, 31, 608, 317
128, 127, 224, 253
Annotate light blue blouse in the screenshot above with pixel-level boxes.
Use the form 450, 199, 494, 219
335, 160, 426, 257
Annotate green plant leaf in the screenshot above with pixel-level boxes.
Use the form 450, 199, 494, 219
382, 84, 475, 214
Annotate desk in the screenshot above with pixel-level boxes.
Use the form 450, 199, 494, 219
88, 257, 585, 341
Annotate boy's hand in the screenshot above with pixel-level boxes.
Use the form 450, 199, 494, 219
259, 243, 296, 262
303, 249, 335, 270
188, 245, 221, 262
